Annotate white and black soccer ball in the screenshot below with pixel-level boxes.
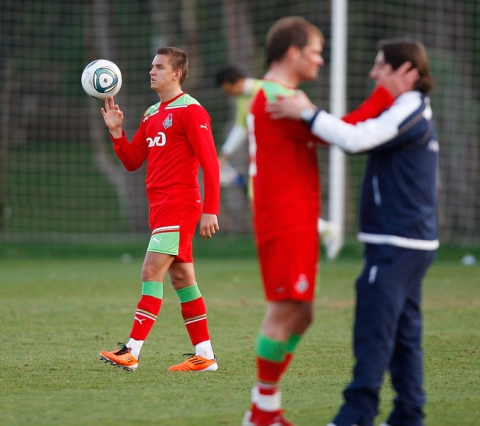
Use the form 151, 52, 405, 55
81, 59, 122, 100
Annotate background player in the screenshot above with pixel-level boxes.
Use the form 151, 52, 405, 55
268, 39, 437, 426
215, 65, 262, 232
215, 64, 263, 169
242, 17, 332, 426
98, 46, 220, 373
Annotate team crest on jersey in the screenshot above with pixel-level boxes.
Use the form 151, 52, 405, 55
294, 274, 309, 294
163, 113, 173, 129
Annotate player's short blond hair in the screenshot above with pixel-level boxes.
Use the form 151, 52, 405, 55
266, 16, 324, 68
156, 46, 189, 84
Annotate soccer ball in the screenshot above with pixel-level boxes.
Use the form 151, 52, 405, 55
81, 59, 122, 100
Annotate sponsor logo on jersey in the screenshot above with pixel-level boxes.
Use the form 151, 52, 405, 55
200, 123, 209, 130
147, 131, 166, 147
163, 113, 173, 129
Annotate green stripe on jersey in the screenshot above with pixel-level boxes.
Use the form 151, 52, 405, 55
168, 93, 200, 107
142, 281, 163, 299
176, 283, 201, 303
261, 80, 296, 102
143, 102, 161, 117
256, 334, 287, 363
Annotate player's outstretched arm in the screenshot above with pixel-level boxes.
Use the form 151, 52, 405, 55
266, 61, 419, 122
101, 96, 124, 138
199, 213, 219, 239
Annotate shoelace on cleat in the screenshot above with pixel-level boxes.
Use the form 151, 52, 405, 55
182, 353, 195, 358
114, 343, 131, 355
181, 353, 217, 361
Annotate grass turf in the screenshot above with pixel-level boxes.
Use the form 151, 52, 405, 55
0, 243, 479, 425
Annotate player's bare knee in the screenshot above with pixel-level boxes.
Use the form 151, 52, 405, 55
169, 274, 186, 289
301, 310, 314, 328
295, 304, 314, 329
141, 261, 163, 282
141, 265, 155, 282
168, 263, 196, 289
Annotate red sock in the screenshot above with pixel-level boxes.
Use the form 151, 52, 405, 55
180, 297, 210, 345
257, 356, 284, 384
279, 353, 293, 375
130, 295, 162, 340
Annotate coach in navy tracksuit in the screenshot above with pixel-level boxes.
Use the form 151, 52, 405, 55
268, 39, 437, 426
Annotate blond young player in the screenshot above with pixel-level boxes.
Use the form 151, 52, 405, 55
99, 47, 220, 372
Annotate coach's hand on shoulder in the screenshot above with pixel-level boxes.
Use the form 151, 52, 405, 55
266, 90, 316, 120
199, 214, 219, 239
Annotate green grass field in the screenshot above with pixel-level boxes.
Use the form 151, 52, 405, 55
0, 239, 479, 425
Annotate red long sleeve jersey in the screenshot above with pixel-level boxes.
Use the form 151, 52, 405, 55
248, 81, 325, 244
248, 81, 394, 244
111, 93, 220, 215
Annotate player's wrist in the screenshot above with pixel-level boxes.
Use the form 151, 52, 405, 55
109, 128, 123, 139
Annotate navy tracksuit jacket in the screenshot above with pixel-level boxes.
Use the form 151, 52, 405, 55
310, 91, 438, 426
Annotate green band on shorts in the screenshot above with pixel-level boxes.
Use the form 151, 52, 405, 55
147, 231, 180, 255
176, 283, 201, 303
286, 333, 302, 354
256, 334, 287, 363
142, 281, 163, 299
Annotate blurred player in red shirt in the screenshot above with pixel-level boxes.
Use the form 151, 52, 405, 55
243, 17, 419, 426
242, 17, 326, 426
99, 47, 220, 373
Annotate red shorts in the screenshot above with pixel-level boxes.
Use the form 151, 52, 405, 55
148, 204, 201, 263
257, 230, 319, 302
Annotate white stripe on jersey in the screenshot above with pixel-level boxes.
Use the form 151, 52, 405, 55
165, 105, 188, 109
358, 232, 439, 250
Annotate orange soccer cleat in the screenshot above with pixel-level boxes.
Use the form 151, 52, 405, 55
168, 353, 218, 372
99, 343, 139, 372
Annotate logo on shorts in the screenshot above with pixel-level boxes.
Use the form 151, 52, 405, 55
163, 113, 173, 129
152, 236, 163, 245
294, 274, 309, 294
